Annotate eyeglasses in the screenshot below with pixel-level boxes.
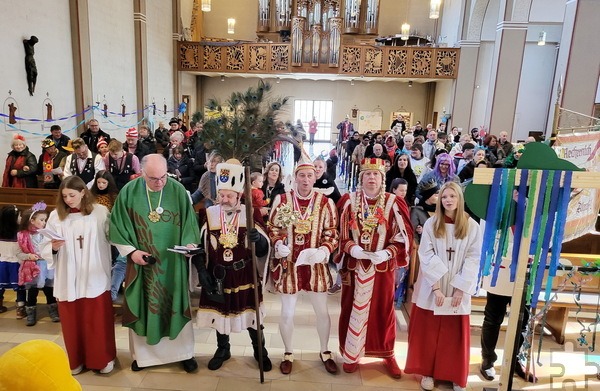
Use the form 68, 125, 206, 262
145, 173, 168, 183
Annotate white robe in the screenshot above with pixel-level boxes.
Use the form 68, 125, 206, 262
413, 217, 481, 314
41, 205, 112, 302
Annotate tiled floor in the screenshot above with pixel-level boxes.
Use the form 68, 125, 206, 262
1, 287, 599, 391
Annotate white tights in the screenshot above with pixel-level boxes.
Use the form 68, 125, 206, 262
279, 291, 331, 354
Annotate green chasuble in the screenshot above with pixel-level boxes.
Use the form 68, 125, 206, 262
110, 177, 200, 345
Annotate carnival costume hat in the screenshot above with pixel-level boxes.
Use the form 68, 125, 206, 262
62, 140, 74, 152
126, 127, 139, 138
12, 133, 26, 145
41, 139, 55, 149
169, 118, 179, 125
96, 137, 108, 149
360, 157, 386, 174
295, 149, 316, 174
216, 159, 245, 193
417, 178, 440, 202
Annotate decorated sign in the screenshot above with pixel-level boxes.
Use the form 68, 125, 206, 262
552, 131, 600, 242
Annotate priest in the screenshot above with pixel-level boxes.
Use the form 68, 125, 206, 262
109, 154, 200, 373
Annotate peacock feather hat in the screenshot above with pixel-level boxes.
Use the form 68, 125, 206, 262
200, 80, 292, 163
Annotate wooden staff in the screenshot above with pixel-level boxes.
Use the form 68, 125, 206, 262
243, 164, 265, 383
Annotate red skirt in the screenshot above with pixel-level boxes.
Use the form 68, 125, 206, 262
58, 291, 116, 371
404, 305, 470, 388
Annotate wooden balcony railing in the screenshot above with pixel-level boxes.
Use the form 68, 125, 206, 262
178, 41, 460, 79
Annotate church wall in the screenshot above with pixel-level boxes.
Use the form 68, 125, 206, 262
432, 80, 455, 129
512, 41, 559, 141
530, 0, 566, 22
87, 0, 137, 142
470, 42, 494, 133
439, 0, 463, 46
0, 0, 77, 162
200, 76, 428, 134
180, 72, 198, 119
147, 0, 176, 125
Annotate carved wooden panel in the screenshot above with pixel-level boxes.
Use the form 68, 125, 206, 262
435, 49, 458, 77
386, 48, 407, 76
203, 45, 222, 70
226, 45, 245, 71
340, 46, 362, 74
177, 42, 459, 79
179, 43, 200, 70
249, 45, 268, 72
270, 44, 290, 72
364, 48, 383, 75
410, 49, 432, 77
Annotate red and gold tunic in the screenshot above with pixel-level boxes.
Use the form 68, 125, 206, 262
196, 205, 269, 334
335, 192, 413, 362
268, 190, 338, 294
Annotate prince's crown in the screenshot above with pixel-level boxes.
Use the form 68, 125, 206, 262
360, 158, 386, 174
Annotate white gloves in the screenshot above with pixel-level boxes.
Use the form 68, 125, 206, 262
296, 247, 330, 265
274, 241, 291, 258
370, 250, 391, 265
350, 246, 371, 260
314, 246, 330, 264
350, 246, 391, 265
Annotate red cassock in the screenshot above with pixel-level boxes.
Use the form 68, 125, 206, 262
335, 192, 413, 362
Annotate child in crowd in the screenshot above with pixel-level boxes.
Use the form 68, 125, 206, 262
390, 178, 410, 307
97, 137, 109, 159
250, 172, 269, 217
40, 176, 116, 374
193, 151, 223, 207
89, 170, 125, 302
391, 178, 409, 203
16, 202, 59, 326
0, 205, 24, 316
90, 170, 119, 211
167, 145, 194, 191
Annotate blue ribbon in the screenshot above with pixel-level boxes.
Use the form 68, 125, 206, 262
531, 171, 562, 309
510, 169, 529, 282
0, 106, 94, 123
528, 170, 549, 256
0, 116, 86, 136
479, 168, 503, 281
544, 171, 573, 302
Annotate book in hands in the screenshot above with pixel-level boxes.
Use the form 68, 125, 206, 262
167, 245, 203, 255
38, 228, 65, 241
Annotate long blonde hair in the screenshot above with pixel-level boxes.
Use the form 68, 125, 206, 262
433, 182, 470, 239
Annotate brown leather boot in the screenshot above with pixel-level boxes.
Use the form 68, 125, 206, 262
16, 304, 26, 319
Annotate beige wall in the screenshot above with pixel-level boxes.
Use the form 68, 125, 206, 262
199, 76, 429, 133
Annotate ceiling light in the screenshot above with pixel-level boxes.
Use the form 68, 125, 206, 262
220, 75, 225, 82
408, 81, 413, 87
351, 79, 355, 86
538, 31, 546, 46
228, 18, 236, 34
429, 0, 441, 19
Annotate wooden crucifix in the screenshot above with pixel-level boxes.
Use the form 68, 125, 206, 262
76, 235, 84, 249
470, 154, 600, 391
446, 247, 455, 263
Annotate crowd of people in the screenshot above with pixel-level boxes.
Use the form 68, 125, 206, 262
0, 115, 537, 390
